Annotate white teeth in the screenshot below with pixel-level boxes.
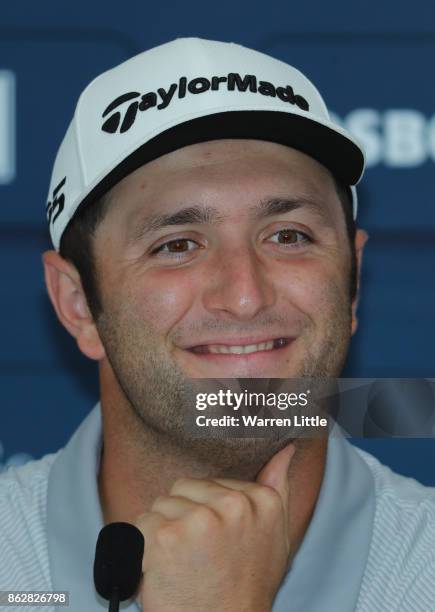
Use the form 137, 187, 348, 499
207, 341, 274, 355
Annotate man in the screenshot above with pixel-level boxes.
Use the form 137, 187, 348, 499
1, 37, 434, 612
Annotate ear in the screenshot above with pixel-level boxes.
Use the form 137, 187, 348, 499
42, 250, 106, 360
351, 229, 369, 335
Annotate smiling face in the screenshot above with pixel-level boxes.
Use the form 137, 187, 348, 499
93, 138, 357, 378
44, 138, 367, 463
85, 141, 362, 444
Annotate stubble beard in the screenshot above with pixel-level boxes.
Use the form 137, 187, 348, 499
96, 284, 352, 474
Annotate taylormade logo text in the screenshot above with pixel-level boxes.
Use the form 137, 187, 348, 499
101, 73, 310, 134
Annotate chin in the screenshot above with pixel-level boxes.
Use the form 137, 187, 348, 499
175, 435, 291, 473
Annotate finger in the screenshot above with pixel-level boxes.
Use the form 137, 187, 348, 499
134, 510, 167, 572
151, 494, 200, 520
134, 510, 165, 542
210, 478, 258, 492
170, 477, 245, 503
170, 478, 256, 517
255, 443, 295, 515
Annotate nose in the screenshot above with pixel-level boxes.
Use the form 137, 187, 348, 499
202, 245, 277, 320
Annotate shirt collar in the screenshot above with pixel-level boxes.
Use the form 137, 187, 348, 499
48, 403, 375, 612
273, 428, 375, 611
47, 404, 132, 611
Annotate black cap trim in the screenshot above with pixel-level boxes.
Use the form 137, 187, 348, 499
73, 110, 364, 225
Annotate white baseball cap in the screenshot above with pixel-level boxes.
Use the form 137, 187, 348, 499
46, 37, 365, 250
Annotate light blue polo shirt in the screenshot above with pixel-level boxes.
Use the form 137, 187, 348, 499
1, 403, 435, 611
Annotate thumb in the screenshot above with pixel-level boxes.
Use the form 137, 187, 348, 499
255, 442, 295, 503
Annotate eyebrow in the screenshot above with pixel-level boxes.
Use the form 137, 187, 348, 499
128, 197, 332, 244
128, 206, 225, 243
251, 197, 331, 222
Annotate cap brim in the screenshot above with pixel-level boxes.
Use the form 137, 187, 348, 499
74, 110, 364, 221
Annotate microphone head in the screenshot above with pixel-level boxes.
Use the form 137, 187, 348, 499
94, 522, 145, 601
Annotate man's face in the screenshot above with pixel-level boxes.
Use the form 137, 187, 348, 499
91, 140, 360, 455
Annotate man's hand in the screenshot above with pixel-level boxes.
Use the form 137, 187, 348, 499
134, 443, 295, 612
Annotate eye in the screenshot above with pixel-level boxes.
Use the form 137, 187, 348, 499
151, 238, 199, 256
268, 228, 311, 246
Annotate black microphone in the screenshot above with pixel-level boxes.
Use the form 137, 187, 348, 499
94, 522, 145, 612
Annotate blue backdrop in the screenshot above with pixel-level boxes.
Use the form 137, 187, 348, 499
1, 1, 434, 483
